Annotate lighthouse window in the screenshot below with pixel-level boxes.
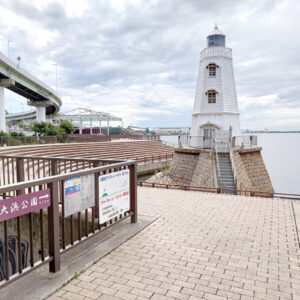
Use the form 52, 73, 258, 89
207, 90, 216, 103
208, 65, 216, 77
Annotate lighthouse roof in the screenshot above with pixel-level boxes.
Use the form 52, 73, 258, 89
207, 24, 225, 37
207, 24, 226, 47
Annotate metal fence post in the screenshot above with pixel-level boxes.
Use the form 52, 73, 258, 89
51, 159, 58, 175
94, 162, 100, 218
16, 157, 25, 185
48, 180, 60, 272
48, 159, 60, 272
129, 162, 137, 223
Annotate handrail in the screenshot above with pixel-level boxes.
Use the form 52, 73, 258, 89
139, 181, 300, 201
214, 141, 225, 189
228, 137, 237, 188
0, 153, 124, 164
0, 160, 136, 193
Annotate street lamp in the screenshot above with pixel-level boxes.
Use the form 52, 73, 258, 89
17, 56, 21, 68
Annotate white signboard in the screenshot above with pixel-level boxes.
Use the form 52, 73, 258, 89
64, 174, 95, 217
99, 170, 130, 224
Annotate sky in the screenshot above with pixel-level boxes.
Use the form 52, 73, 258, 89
0, 0, 300, 130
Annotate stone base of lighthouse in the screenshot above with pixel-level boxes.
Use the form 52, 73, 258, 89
147, 146, 274, 194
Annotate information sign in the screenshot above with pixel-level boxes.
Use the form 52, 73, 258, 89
99, 170, 130, 224
64, 174, 95, 217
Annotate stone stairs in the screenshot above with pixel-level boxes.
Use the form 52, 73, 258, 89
217, 153, 236, 191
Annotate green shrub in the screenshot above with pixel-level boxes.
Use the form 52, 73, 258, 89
7, 138, 21, 146
0, 131, 8, 137
10, 131, 19, 137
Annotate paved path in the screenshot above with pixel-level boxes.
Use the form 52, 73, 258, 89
48, 188, 300, 300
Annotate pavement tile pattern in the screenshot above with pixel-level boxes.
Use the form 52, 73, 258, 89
49, 187, 300, 300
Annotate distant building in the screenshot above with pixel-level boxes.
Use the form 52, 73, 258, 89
152, 127, 190, 134
190, 25, 241, 147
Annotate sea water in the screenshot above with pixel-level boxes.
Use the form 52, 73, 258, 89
160, 133, 300, 195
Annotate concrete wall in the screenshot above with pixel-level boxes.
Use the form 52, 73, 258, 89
233, 147, 274, 194
137, 161, 170, 176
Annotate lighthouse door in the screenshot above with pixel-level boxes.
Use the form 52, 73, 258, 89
203, 128, 215, 148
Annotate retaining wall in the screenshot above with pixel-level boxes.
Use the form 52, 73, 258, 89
165, 146, 273, 193
233, 147, 274, 193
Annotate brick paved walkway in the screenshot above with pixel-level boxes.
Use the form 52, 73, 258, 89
48, 188, 300, 300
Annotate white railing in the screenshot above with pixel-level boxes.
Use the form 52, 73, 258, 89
228, 137, 237, 188
214, 144, 225, 188
179, 134, 258, 150
179, 134, 230, 150
200, 46, 232, 60
233, 135, 257, 148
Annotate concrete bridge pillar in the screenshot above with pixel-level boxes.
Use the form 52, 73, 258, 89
107, 120, 110, 135
0, 87, 5, 132
36, 106, 46, 122
79, 118, 82, 134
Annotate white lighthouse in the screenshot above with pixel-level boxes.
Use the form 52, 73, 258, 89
190, 25, 241, 147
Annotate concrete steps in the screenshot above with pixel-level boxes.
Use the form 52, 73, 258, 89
217, 153, 236, 191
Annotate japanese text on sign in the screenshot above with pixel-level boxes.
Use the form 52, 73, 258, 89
99, 170, 130, 224
0, 189, 51, 222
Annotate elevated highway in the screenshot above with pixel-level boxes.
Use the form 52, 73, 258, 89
0, 51, 62, 131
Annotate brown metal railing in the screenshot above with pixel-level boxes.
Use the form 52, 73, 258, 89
0, 156, 137, 286
139, 181, 300, 201
0, 136, 57, 147
0, 153, 172, 188
135, 153, 173, 165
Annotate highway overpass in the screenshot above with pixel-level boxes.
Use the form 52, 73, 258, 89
0, 51, 62, 132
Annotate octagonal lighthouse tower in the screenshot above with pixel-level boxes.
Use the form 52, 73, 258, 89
190, 25, 241, 147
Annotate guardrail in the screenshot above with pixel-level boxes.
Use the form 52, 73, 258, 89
232, 135, 257, 148
0, 155, 137, 286
135, 153, 173, 165
139, 181, 300, 201
179, 134, 258, 150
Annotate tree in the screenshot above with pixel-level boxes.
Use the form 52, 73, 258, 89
30, 122, 48, 136
44, 123, 58, 136
30, 121, 74, 143
59, 121, 75, 134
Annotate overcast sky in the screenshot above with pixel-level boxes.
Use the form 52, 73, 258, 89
0, 0, 299, 130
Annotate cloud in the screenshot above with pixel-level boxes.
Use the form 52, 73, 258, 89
0, 0, 300, 130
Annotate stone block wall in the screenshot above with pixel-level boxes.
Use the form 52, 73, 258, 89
157, 146, 274, 194
190, 151, 215, 188
233, 147, 274, 193
168, 148, 200, 185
